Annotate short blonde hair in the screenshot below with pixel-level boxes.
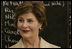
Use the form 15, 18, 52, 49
14, 1, 47, 33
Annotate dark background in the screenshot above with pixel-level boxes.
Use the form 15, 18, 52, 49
1, 1, 70, 48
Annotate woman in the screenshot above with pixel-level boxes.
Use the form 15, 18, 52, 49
9, 1, 61, 48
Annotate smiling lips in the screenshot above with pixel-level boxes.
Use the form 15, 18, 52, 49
22, 30, 30, 33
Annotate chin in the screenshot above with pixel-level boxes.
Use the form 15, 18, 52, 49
22, 34, 31, 39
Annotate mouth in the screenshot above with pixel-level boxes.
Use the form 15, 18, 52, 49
22, 30, 30, 33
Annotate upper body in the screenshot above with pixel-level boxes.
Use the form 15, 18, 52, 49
9, 37, 61, 48
11, 1, 61, 48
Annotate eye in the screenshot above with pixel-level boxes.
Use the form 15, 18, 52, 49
28, 19, 33, 22
19, 19, 23, 22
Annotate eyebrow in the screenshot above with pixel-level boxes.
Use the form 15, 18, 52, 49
18, 17, 23, 19
18, 17, 34, 20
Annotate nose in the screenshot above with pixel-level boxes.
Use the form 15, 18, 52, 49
22, 21, 28, 29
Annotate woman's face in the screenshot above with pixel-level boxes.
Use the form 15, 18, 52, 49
17, 12, 42, 39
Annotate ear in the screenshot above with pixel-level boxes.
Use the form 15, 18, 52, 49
39, 22, 43, 28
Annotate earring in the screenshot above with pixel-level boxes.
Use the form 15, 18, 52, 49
40, 27, 42, 30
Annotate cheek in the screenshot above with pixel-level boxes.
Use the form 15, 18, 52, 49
17, 22, 22, 29
30, 23, 40, 30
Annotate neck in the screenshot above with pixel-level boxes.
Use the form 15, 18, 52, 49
22, 36, 40, 48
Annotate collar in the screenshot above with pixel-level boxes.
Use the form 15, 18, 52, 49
13, 37, 61, 48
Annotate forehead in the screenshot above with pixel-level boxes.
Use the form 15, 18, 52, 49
18, 12, 36, 19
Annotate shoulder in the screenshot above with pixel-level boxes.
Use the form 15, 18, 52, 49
9, 44, 16, 48
9, 38, 24, 48
9, 42, 20, 48
40, 37, 61, 48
